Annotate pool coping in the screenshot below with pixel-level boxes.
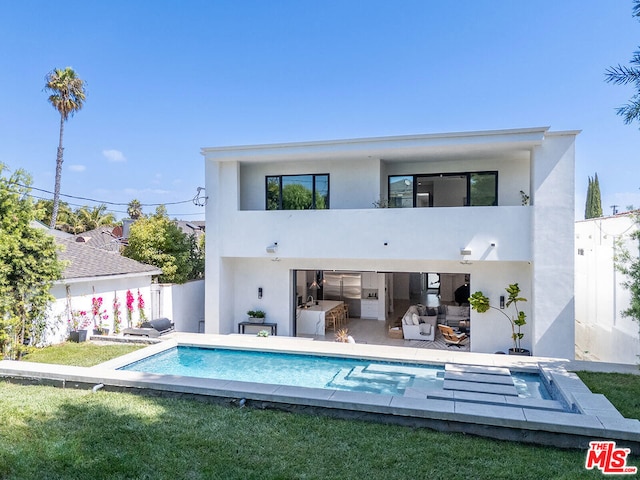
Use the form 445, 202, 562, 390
1, 333, 639, 449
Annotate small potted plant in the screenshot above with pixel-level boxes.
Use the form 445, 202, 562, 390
469, 283, 530, 355
247, 310, 266, 323
68, 310, 91, 342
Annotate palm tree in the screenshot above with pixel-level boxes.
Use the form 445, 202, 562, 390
127, 199, 143, 220
605, 1, 640, 124
78, 204, 116, 230
44, 67, 86, 228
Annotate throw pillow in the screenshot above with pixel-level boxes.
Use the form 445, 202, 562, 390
411, 313, 420, 325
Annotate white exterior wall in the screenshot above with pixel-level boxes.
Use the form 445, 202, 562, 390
47, 275, 156, 344
240, 158, 379, 210
530, 133, 576, 359
203, 128, 577, 357
575, 215, 640, 364
156, 280, 205, 333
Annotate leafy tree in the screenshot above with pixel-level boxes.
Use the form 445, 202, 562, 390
0, 166, 65, 359
282, 183, 312, 210
34, 199, 72, 228
127, 199, 143, 220
605, 1, 640, 124
585, 173, 603, 219
615, 211, 640, 332
77, 204, 116, 230
44, 67, 86, 228
122, 206, 203, 283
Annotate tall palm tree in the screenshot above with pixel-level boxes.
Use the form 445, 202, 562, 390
605, 1, 640, 124
127, 199, 143, 220
44, 67, 86, 228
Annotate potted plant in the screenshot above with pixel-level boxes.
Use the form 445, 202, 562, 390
247, 310, 266, 323
68, 310, 90, 342
469, 283, 530, 356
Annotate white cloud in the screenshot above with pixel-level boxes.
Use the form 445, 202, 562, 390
102, 149, 126, 162
123, 187, 172, 196
69, 164, 86, 172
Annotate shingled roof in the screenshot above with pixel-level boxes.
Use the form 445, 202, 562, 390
56, 237, 162, 282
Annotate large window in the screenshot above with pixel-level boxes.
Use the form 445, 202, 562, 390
388, 172, 497, 207
266, 174, 329, 210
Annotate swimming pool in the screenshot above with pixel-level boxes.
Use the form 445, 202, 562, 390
120, 346, 551, 399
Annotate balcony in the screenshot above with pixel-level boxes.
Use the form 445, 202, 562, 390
214, 206, 532, 262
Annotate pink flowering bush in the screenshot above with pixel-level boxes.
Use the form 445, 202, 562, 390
126, 290, 134, 327
113, 293, 122, 334
137, 289, 147, 324
68, 310, 90, 331
91, 296, 110, 333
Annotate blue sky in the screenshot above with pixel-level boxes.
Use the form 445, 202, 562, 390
1, 0, 639, 220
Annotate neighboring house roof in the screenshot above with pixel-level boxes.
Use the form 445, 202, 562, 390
56, 237, 162, 284
73, 226, 125, 251
174, 220, 205, 240
30, 221, 161, 283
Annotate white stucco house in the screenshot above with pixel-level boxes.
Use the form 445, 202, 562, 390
202, 127, 578, 358
575, 212, 640, 364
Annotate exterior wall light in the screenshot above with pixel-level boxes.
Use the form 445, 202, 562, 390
266, 242, 278, 254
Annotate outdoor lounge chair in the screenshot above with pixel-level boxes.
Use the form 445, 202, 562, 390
123, 318, 175, 338
437, 324, 468, 348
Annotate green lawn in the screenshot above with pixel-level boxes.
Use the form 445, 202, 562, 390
1, 343, 636, 479
0, 381, 634, 480
21, 341, 145, 367
575, 371, 640, 419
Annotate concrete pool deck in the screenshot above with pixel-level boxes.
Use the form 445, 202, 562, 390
1, 333, 639, 449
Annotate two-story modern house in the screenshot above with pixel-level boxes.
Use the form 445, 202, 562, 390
202, 127, 578, 358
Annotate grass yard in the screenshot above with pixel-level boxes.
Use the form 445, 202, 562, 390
576, 371, 640, 419
21, 341, 145, 367
2, 343, 637, 479
0, 381, 634, 480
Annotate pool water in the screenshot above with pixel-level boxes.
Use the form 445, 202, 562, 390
120, 346, 551, 399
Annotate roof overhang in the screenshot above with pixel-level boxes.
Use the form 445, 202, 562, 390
201, 127, 556, 164
55, 269, 163, 286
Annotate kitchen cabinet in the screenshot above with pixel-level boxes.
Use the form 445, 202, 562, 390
360, 299, 378, 319
361, 272, 378, 289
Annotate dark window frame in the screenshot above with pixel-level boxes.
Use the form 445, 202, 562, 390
265, 173, 330, 210
388, 171, 498, 207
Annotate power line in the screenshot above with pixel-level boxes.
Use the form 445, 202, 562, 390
26, 193, 204, 218
17, 183, 195, 207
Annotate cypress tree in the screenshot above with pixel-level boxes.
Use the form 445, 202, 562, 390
585, 174, 603, 219
592, 173, 603, 217
585, 176, 593, 219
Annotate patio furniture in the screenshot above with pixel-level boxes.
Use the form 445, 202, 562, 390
123, 318, 175, 338
238, 321, 277, 335
438, 324, 468, 348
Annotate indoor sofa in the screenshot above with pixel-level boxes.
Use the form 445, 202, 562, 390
444, 305, 470, 328
401, 305, 437, 341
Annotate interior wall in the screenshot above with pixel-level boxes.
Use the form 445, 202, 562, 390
393, 273, 410, 300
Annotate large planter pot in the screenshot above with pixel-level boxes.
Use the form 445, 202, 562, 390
248, 316, 265, 324
508, 348, 531, 356
69, 330, 87, 343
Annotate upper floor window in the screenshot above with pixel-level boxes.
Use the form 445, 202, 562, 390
266, 174, 329, 210
388, 172, 497, 208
